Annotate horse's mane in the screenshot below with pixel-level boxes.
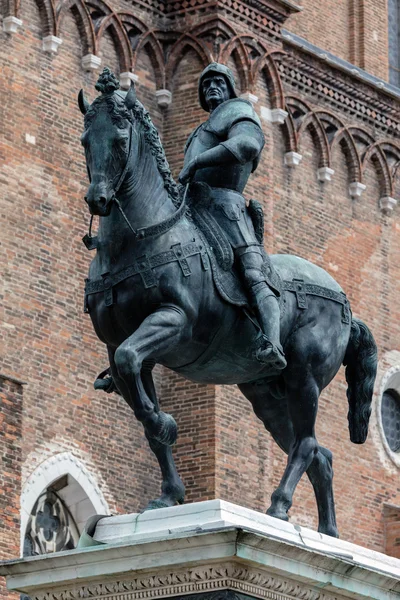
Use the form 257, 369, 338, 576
84, 69, 181, 207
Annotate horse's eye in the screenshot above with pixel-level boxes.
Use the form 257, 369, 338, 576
80, 133, 88, 147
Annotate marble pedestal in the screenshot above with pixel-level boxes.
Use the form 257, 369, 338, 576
1, 500, 400, 600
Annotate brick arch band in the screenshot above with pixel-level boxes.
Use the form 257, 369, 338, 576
2, 0, 399, 207
20, 452, 110, 554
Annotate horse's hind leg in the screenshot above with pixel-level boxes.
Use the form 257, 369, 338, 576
306, 446, 338, 537
241, 377, 338, 536
266, 375, 319, 521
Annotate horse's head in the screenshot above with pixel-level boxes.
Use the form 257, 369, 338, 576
78, 68, 136, 216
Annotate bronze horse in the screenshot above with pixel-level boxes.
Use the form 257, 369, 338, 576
78, 72, 377, 537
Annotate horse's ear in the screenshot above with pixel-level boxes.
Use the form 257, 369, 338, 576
78, 89, 90, 115
124, 84, 136, 110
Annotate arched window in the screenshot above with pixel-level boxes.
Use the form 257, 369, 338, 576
20, 454, 110, 600
389, 0, 400, 86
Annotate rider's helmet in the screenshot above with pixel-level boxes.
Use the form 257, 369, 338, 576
198, 62, 237, 112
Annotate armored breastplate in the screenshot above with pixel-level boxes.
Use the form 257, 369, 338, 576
184, 123, 252, 193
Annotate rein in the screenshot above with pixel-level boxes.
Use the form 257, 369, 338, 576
83, 124, 188, 250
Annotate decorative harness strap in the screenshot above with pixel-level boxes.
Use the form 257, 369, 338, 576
84, 241, 204, 312
282, 279, 351, 324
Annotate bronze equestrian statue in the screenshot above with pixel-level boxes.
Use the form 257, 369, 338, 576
78, 67, 377, 538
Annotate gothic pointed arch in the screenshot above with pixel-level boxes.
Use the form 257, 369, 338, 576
189, 15, 237, 61
362, 144, 393, 198
253, 51, 285, 109
95, 10, 132, 72
165, 34, 211, 89
348, 126, 376, 155
329, 127, 362, 184
20, 452, 110, 552
285, 96, 312, 124
282, 111, 299, 153
57, 0, 96, 55
21, 0, 57, 36
132, 30, 165, 88
219, 35, 250, 91
297, 111, 331, 168
315, 112, 362, 184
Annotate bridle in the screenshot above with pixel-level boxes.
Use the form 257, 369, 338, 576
83, 124, 188, 250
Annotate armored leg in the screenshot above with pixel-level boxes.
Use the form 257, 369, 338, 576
236, 246, 286, 370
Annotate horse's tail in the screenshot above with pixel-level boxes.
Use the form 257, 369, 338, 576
343, 317, 378, 444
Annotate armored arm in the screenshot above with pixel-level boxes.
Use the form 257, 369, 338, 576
180, 121, 264, 183
221, 121, 264, 165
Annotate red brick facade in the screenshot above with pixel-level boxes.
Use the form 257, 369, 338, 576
0, 377, 23, 600
1, 1, 400, 594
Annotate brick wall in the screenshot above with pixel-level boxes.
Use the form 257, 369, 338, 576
0, 0, 399, 571
0, 376, 23, 600
288, 0, 389, 79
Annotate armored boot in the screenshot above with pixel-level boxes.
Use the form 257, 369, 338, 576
236, 246, 286, 370
250, 282, 286, 370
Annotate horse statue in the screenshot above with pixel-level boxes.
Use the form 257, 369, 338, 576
77, 68, 377, 538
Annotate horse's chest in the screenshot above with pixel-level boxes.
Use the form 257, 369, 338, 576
87, 280, 160, 348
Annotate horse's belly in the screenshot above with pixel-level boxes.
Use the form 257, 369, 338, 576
172, 355, 267, 385
167, 310, 269, 385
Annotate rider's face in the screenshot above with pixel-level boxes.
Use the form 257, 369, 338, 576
202, 75, 230, 110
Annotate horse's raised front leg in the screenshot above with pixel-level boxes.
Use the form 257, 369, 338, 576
266, 374, 319, 521
112, 307, 188, 445
107, 307, 187, 508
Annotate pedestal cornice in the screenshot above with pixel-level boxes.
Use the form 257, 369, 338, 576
1, 501, 400, 600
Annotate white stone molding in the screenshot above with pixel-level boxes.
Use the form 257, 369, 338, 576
42, 35, 62, 53
241, 92, 259, 105
284, 151, 302, 167
317, 167, 335, 182
3, 500, 400, 600
82, 54, 102, 72
156, 89, 172, 108
349, 181, 366, 198
3, 16, 23, 33
260, 107, 288, 124
379, 196, 397, 214
120, 72, 139, 89
20, 451, 110, 551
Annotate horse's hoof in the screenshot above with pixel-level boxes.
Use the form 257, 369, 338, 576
266, 506, 289, 521
142, 495, 184, 512
142, 499, 171, 511
318, 525, 339, 538
154, 411, 178, 446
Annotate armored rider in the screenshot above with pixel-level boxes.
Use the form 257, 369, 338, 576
179, 63, 286, 370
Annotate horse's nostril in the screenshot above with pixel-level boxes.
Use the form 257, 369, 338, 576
99, 196, 107, 206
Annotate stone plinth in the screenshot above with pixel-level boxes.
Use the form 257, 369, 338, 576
1, 500, 400, 600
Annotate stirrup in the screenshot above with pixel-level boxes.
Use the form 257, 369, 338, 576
256, 336, 287, 370
94, 368, 120, 394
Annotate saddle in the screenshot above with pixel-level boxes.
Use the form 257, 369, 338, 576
188, 182, 281, 307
